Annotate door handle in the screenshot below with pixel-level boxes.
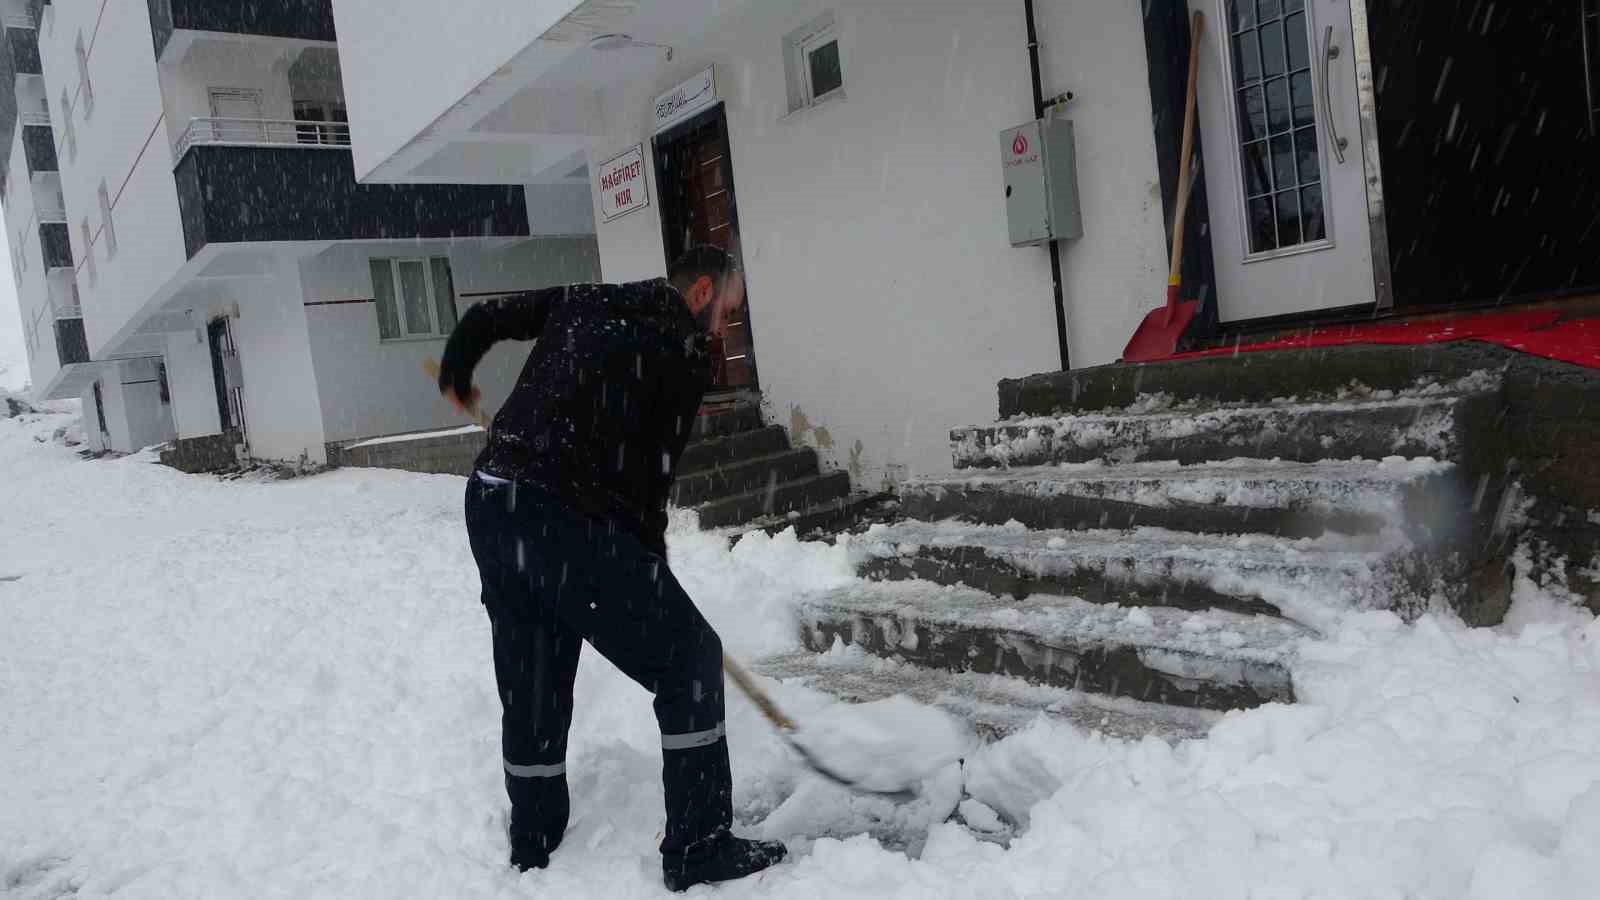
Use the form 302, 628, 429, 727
1320, 25, 1350, 164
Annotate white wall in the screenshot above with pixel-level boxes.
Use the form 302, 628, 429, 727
329, 0, 584, 181
303, 237, 602, 444
588, 0, 1167, 486
229, 265, 328, 464
524, 182, 600, 236
159, 42, 298, 151
41, 0, 188, 357
119, 357, 176, 450
4, 124, 55, 390
164, 326, 222, 439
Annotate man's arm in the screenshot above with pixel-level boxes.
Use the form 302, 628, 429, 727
435, 285, 571, 403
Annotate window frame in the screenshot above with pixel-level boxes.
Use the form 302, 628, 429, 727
59, 88, 75, 162
81, 218, 96, 286
75, 32, 93, 118
783, 13, 845, 114
1584, 0, 1599, 136
371, 256, 458, 342
98, 180, 116, 259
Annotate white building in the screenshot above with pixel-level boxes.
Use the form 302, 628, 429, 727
2, 0, 599, 466
327, 0, 1600, 489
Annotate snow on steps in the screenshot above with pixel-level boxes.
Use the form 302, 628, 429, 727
849, 519, 1428, 620
901, 457, 1464, 543
753, 645, 1218, 743
795, 579, 1304, 711
952, 382, 1500, 469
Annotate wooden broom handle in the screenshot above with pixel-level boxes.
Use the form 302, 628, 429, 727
723, 653, 796, 732
422, 359, 493, 430
1169, 10, 1205, 285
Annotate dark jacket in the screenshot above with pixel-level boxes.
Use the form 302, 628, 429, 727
438, 279, 712, 555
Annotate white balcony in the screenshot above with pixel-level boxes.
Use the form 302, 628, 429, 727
171, 117, 351, 163
19, 111, 48, 126
52, 302, 81, 319
2, 13, 35, 29
35, 203, 65, 223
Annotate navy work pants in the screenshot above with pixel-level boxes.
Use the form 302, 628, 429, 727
464, 472, 732, 859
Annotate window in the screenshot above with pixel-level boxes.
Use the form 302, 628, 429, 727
59, 89, 75, 161
81, 219, 96, 286
157, 362, 170, 405
98, 181, 116, 259
75, 32, 93, 117
370, 257, 458, 340
784, 13, 844, 113
1226, 0, 1326, 254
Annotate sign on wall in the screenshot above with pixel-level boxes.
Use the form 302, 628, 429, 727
653, 65, 717, 132
596, 143, 650, 223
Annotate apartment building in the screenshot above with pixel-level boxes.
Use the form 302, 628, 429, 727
328, 0, 1600, 488
2, 0, 599, 465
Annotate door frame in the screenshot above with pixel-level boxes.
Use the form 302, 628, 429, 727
1181, 0, 1395, 328
651, 101, 761, 392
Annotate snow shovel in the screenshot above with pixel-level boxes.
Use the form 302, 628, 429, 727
1123, 9, 1205, 364
724, 654, 975, 800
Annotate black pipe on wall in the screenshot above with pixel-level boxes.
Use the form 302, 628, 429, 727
1024, 0, 1071, 372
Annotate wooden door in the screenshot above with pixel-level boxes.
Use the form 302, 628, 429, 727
654, 107, 758, 390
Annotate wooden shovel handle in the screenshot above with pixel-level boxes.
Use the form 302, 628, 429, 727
723, 653, 796, 732
1169, 10, 1205, 285
423, 359, 493, 430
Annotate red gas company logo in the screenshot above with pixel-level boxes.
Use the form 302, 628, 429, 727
1012, 133, 1029, 156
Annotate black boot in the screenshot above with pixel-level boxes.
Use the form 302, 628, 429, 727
662, 829, 788, 892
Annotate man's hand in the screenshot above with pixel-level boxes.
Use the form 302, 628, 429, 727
426, 358, 485, 423
443, 384, 482, 416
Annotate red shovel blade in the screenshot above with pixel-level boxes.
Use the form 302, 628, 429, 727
1122, 285, 1199, 363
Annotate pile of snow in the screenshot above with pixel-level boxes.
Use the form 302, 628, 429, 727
790, 694, 975, 794
2, 385, 36, 418
5, 407, 1600, 898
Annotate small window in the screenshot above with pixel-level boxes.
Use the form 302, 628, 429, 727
370, 257, 458, 341
60, 89, 75, 161
98, 181, 116, 258
75, 32, 93, 117
81, 219, 96, 286
157, 362, 171, 404
784, 13, 845, 113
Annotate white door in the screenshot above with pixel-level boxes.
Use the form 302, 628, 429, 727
1191, 0, 1375, 321
208, 88, 265, 142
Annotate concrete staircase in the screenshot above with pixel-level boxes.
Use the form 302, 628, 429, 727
336, 395, 883, 532
754, 350, 1547, 741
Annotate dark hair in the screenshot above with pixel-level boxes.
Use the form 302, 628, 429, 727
668, 246, 739, 294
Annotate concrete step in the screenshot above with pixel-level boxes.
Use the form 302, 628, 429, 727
336, 425, 487, 475
672, 448, 820, 508
741, 492, 902, 540
850, 520, 1412, 618
679, 425, 792, 474
901, 458, 1465, 543
999, 344, 1507, 418
795, 580, 1304, 710
691, 402, 764, 440
693, 470, 853, 529
953, 388, 1498, 469
752, 647, 1218, 742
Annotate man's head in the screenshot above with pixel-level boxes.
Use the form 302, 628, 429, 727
669, 246, 744, 336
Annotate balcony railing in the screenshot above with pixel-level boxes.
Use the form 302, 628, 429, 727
19, 111, 48, 126
36, 202, 65, 223
2, 15, 35, 29
172, 117, 351, 162
52, 302, 81, 319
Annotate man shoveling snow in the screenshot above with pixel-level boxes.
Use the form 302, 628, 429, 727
436, 247, 790, 891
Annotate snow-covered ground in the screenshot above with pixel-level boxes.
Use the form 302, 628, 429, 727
5, 405, 1600, 898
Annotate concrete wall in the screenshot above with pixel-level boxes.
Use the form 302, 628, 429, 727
329, 0, 584, 180
4, 119, 56, 391
303, 237, 602, 444
41, 0, 188, 357
159, 42, 298, 151
230, 264, 328, 464
119, 357, 176, 450
588, 0, 1167, 486
163, 325, 221, 439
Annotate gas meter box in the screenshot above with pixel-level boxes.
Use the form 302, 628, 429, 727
1001, 118, 1083, 247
